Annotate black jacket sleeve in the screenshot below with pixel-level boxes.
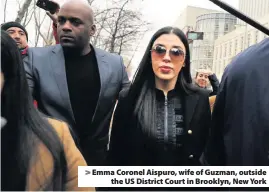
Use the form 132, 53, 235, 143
203, 74, 226, 166
208, 73, 220, 96
108, 89, 130, 166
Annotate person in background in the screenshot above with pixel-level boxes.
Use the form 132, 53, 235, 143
194, 69, 219, 96
1, 22, 38, 107
24, 0, 130, 166
1, 31, 94, 191
1, 22, 29, 59
204, 38, 269, 167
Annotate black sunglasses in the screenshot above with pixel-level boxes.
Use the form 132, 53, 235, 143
151, 45, 185, 60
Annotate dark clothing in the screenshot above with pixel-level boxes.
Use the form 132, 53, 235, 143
155, 89, 185, 152
208, 73, 219, 96
108, 87, 211, 191
24, 45, 130, 166
109, 87, 211, 166
204, 38, 269, 167
64, 50, 100, 137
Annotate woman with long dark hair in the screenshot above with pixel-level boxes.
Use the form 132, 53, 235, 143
1, 30, 94, 191
109, 27, 211, 167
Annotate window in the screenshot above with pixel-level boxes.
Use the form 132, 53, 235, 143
235, 39, 238, 54
241, 36, 244, 51
214, 32, 219, 40
215, 47, 218, 60
255, 31, 259, 43
229, 42, 232, 56
247, 33, 251, 47
224, 23, 229, 32
224, 44, 227, 57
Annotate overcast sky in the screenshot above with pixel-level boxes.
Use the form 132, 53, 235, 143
1, 0, 239, 76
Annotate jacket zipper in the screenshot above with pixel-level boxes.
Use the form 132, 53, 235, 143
164, 95, 168, 143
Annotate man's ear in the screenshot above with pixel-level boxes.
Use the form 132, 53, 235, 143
89, 24, 96, 36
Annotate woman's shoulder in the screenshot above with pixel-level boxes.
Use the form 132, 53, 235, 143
47, 118, 68, 139
47, 118, 92, 190
28, 118, 93, 191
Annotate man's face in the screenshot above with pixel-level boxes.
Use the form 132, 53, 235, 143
57, 4, 95, 51
6, 27, 28, 49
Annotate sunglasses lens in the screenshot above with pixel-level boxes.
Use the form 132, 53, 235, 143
152, 45, 184, 61
170, 48, 184, 60
170, 48, 181, 56
155, 45, 166, 55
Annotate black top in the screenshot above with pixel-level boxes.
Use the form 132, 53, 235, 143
64, 49, 100, 137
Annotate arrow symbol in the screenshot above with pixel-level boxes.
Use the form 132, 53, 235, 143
85, 170, 91, 175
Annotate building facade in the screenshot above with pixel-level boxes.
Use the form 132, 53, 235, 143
212, 13, 269, 79
174, 6, 223, 77
191, 12, 237, 74
238, 0, 269, 25
174, 6, 221, 33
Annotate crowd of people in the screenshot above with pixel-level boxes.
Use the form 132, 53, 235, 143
1, 0, 268, 191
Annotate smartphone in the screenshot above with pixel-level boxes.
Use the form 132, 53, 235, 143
36, 0, 59, 14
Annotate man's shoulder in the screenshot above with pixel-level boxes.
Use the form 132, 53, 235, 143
94, 47, 122, 63
226, 39, 269, 76
27, 44, 61, 55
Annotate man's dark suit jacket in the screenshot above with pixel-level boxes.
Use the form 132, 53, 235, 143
205, 38, 269, 166
24, 44, 130, 165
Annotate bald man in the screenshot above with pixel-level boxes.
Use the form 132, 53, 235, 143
24, 0, 130, 166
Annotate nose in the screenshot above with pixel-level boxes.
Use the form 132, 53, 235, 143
13, 33, 20, 40
162, 51, 171, 62
62, 20, 72, 32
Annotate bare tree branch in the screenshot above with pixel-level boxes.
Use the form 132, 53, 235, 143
3, 0, 8, 22
86, 0, 96, 6
15, 0, 33, 23
23, 7, 35, 27
89, 0, 150, 62
109, 0, 129, 53
16, 0, 21, 10
33, 1, 47, 46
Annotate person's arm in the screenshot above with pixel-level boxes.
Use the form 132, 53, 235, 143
52, 22, 59, 44
208, 73, 220, 96
119, 56, 131, 92
46, 1, 60, 45
203, 72, 227, 166
23, 49, 36, 98
108, 90, 129, 166
61, 122, 95, 191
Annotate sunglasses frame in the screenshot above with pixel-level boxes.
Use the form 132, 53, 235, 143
151, 45, 185, 61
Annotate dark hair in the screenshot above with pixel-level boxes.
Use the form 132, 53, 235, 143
127, 26, 197, 136
1, 30, 67, 190
195, 72, 199, 78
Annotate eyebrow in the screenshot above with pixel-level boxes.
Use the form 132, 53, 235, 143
155, 43, 184, 50
7, 29, 25, 34
58, 16, 82, 21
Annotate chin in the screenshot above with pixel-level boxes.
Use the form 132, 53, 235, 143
61, 43, 76, 48
156, 74, 176, 81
